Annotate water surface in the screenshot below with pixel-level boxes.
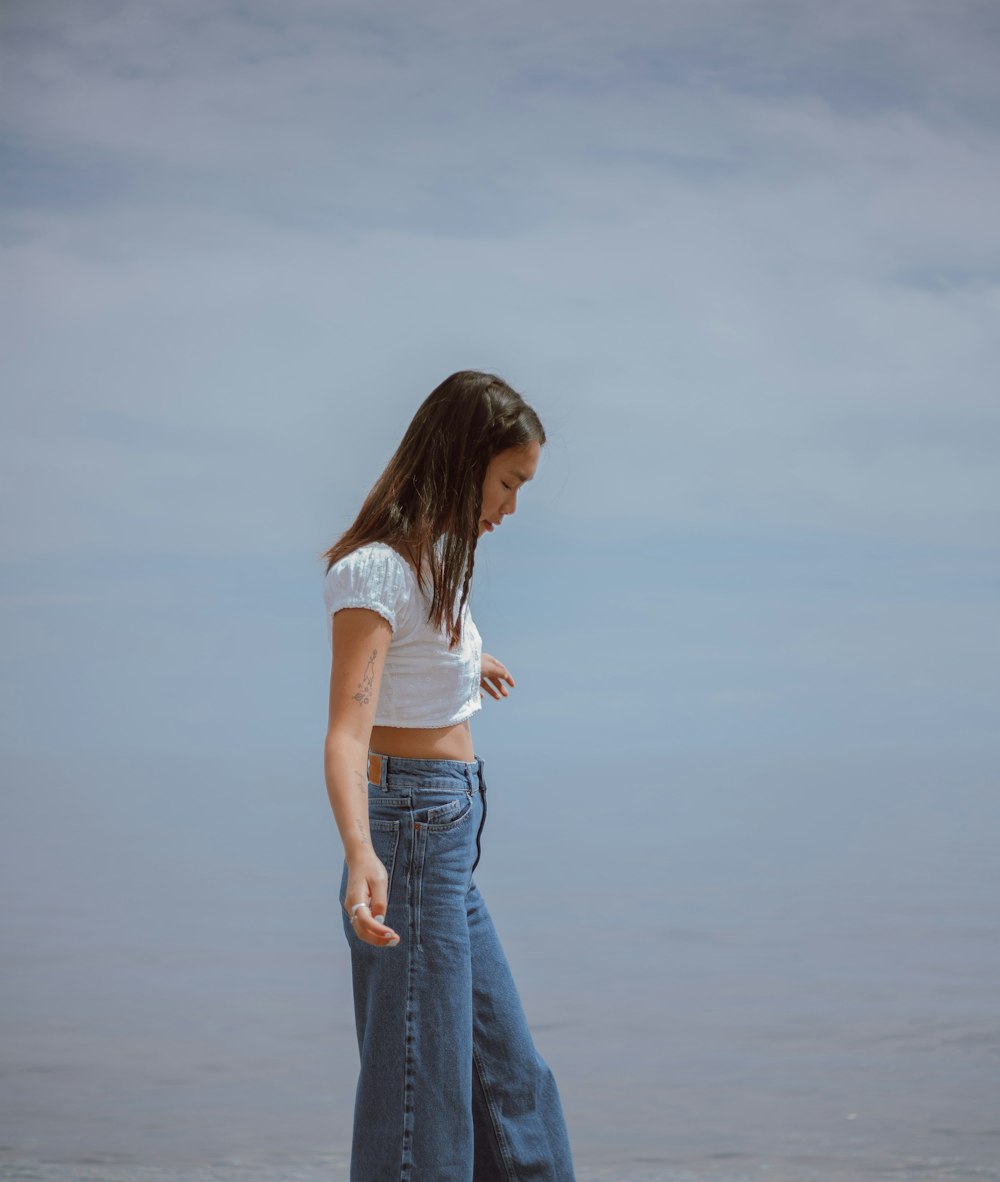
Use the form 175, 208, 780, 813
2, 745, 997, 1181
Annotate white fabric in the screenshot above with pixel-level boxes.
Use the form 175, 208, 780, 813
324, 541, 483, 728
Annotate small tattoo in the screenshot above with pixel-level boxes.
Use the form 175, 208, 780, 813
353, 649, 377, 706
355, 819, 370, 846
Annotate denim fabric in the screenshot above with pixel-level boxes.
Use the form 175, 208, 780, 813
339, 753, 576, 1182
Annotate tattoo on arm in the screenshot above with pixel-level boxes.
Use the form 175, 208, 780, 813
353, 649, 377, 706
354, 818, 370, 847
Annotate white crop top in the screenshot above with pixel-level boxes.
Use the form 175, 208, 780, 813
324, 541, 483, 728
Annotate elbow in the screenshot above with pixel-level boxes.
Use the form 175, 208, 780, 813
324, 726, 370, 761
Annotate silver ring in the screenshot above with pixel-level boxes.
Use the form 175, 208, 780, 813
351, 901, 370, 918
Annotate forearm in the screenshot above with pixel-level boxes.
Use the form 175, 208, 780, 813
324, 731, 374, 861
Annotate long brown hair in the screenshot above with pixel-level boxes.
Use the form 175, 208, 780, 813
320, 370, 545, 648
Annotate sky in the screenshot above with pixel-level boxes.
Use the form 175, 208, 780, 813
2, 0, 998, 763
3, 3, 1000, 1172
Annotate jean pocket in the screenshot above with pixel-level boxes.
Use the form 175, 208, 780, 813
414, 790, 474, 833
368, 818, 401, 900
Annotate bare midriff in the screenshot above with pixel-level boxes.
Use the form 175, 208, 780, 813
369, 718, 475, 763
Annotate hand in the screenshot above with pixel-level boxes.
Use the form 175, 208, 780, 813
480, 652, 515, 701
343, 849, 400, 948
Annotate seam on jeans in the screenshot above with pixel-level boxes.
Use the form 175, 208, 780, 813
414, 821, 425, 949
472, 1042, 517, 1182
471, 781, 487, 877
399, 835, 415, 1178
400, 940, 415, 1178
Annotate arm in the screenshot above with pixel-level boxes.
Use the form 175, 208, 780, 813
324, 606, 400, 948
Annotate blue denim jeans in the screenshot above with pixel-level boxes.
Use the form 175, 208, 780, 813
339, 752, 576, 1182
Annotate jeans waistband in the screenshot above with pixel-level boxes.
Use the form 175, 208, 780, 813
368, 750, 484, 790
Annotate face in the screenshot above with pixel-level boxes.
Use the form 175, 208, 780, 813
478, 441, 541, 538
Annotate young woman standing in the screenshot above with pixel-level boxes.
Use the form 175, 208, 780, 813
321, 371, 576, 1181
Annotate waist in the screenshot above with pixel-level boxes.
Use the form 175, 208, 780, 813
370, 720, 474, 762
368, 749, 483, 789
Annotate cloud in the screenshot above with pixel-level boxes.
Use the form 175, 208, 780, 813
1, 0, 999, 562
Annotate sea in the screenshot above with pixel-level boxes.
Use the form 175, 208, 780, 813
2, 744, 998, 1182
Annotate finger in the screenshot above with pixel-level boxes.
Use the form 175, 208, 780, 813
350, 901, 400, 947
480, 678, 501, 700
344, 889, 369, 918
370, 880, 388, 925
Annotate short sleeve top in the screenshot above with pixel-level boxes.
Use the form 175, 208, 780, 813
323, 542, 483, 728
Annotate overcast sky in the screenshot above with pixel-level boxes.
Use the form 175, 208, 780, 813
4, 11, 999, 1169
2, 0, 998, 765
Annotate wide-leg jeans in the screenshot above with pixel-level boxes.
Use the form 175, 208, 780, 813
339, 752, 576, 1182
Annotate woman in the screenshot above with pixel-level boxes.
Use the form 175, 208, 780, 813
321, 371, 576, 1181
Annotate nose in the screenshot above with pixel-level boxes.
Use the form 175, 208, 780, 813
502, 488, 517, 517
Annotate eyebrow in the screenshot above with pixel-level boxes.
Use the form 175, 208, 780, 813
510, 469, 533, 483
